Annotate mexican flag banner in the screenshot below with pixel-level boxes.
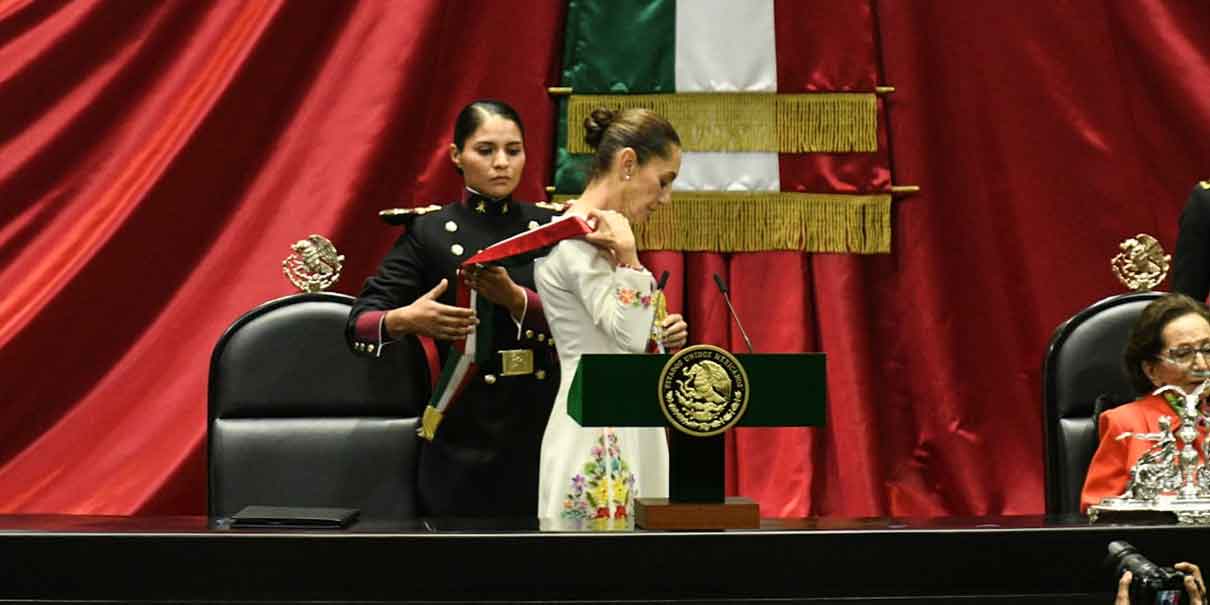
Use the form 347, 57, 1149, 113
553, 0, 895, 517
554, 0, 893, 254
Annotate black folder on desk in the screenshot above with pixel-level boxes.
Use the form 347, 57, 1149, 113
230, 505, 359, 529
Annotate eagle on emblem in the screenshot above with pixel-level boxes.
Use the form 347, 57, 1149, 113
282, 234, 345, 293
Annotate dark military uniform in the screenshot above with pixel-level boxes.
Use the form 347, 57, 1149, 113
347, 190, 564, 517
1173, 181, 1210, 302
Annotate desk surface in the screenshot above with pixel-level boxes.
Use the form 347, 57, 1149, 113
0, 514, 1203, 603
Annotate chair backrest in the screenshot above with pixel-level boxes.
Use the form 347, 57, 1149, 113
208, 292, 430, 520
1041, 291, 1160, 514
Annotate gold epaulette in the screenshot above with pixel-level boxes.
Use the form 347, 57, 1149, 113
1199, 180, 1210, 190
378, 204, 442, 225
534, 200, 568, 213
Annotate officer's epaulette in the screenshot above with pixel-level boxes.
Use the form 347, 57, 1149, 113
1199, 180, 1210, 191
533, 200, 569, 213
379, 204, 442, 226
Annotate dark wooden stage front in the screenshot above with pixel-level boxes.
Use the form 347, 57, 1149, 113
0, 514, 1205, 603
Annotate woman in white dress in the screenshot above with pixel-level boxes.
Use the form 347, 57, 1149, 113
535, 108, 688, 524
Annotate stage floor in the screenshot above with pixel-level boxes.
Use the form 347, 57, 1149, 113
0, 514, 1204, 603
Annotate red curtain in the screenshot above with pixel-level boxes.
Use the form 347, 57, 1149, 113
1, 0, 1209, 517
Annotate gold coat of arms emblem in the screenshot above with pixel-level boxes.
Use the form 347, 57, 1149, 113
282, 234, 345, 293
1111, 233, 1168, 292
658, 344, 750, 437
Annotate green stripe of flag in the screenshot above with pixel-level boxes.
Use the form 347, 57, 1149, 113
556, 0, 676, 193
562, 0, 675, 93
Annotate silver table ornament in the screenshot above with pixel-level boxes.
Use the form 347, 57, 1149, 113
1089, 379, 1210, 524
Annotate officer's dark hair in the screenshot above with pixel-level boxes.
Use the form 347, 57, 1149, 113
583, 107, 680, 184
1124, 292, 1210, 394
453, 100, 525, 151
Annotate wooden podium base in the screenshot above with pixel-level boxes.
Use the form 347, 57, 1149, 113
635, 496, 760, 529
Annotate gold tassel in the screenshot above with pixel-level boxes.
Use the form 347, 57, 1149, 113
549, 192, 891, 254
567, 93, 877, 154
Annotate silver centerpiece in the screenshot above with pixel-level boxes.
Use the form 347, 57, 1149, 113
1089, 380, 1210, 524
282, 234, 344, 293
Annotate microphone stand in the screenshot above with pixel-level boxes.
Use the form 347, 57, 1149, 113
712, 273, 754, 354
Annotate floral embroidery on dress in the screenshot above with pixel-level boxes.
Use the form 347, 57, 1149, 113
616, 287, 653, 309
562, 429, 637, 521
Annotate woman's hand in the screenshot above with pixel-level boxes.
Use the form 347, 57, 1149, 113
463, 265, 527, 320
583, 209, 640, 267
660, 313, 688, 349
385, 279, 478, 340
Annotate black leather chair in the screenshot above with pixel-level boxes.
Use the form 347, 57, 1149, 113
1041, 291, 1161, 514
208, 292, 430, 520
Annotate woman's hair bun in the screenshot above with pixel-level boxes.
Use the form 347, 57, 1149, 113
583, 108, 615, 150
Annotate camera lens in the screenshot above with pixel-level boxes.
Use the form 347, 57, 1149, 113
1108, 541, 1161, 576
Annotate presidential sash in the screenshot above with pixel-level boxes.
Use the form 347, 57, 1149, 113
418, 216, 593, 440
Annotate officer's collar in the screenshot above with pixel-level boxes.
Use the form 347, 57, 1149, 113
461, 188, 515, 216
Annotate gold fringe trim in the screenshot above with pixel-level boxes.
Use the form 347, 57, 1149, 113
567, 93, 877, 154
550, 192, 891, 253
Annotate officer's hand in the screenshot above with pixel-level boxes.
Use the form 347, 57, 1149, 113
660, 313, 688, 350
463, 266, 527, 319
387, 279, 477, 340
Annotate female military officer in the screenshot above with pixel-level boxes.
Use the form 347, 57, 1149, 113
347, 100, 562, 517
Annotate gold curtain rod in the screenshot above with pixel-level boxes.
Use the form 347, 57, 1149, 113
547, 185, 919, 195
548, 86, 895, 96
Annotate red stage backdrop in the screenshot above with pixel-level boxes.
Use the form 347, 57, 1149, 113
1, 0, 1208, 516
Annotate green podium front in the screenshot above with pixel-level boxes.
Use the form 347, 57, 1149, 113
568, 349, 826, 528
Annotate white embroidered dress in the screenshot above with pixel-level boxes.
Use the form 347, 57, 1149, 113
534, 226, 669, 523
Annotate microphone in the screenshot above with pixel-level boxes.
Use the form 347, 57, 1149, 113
712, 273, 754, 353
657, 270, 670, 291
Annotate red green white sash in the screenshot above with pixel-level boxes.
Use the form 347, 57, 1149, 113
419, 216, 593, 440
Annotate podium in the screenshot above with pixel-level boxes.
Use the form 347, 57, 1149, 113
568, 346, 826, 529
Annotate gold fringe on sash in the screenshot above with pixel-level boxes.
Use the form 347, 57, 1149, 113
566, 93, 878, 154
551, 192, 892, 253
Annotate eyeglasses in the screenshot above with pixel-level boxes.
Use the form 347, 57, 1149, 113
1157, 344, 1210, 366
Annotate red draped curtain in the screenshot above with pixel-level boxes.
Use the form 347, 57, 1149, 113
1, 0, 1208, 516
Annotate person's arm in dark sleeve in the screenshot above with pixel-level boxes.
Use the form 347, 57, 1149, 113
503, 261, 551, 339
1173, 183, 1210, 302
347, 231, 426, 357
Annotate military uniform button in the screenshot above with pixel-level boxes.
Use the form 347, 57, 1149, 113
367, 344, 375, 353
451, 243, 464, 256
535, 370, 546, 380
484, 374, 497, 384
528, 220, 540, 230
525, 329, 534, 339
445, 221, 458, 232
537, 334, 545, 342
